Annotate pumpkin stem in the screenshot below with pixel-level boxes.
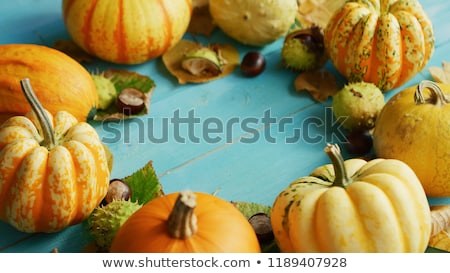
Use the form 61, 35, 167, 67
20, 78, 56, 149
414, 80, 450, 106
167, 190, 198, 239
324, 143, 351, 188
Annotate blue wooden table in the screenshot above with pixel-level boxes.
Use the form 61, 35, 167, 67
1, 0, 449, 252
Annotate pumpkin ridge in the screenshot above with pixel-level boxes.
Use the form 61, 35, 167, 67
0, 139, 39, 221
331, 6, 368, 71
346, 181, 400, 252
115, 0, 127, 63
16, 147, 48, 232
157, 1, 173, 60
80, 0, 98, 55
358, 162, 431, 251
349, 12, 377, 83
353, 175, 414, 251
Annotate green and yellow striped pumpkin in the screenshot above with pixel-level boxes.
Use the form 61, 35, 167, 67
324, 0, 434, 91
62, 0, 193, 64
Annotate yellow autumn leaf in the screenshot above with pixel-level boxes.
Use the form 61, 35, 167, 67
429, 229, 450, 252
429, 61, 450, 83
296, 0, 346, 29
428, 205, 450, 252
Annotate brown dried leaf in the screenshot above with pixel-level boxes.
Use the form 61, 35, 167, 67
294, 70, 339, 102
188, 5, 216, 37
429, 229, 450, 252
53, 39, 94, 63
296, 0, 346, 29
162, 39, 239, 84
429, 61, 450, 84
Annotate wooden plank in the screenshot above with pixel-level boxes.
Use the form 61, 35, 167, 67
1, 0, 450, 253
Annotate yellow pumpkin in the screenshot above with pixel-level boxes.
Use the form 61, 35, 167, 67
209, 0, 298, 46
0, 44, 98, 122
62, 0, 193, 64
323, 0, 434, 91
373, 80, 450, 197
110, 190, 261, 253
271, 144, 431, 252
0, 79, 110, 233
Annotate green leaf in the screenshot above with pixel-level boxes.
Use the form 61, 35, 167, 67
232, 201, 271, 219
123, 161, 164, 205
104, 68, 155, 95
231, 201, 277, 253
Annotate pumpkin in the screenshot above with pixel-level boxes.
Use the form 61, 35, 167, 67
110, 190, 261, 252
209, 0, 298, 46
0, 79, 110, 233
271, 144, 431, 252
0, 44, 98, 122
323, 0, 434, 91
373, 80, 450, 197
62, 0, 193, 64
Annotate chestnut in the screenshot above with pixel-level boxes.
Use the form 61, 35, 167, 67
240, 51, 266, 77
116, 88, 145, 115
102, 179, 132, 205
248, 212, 274, 243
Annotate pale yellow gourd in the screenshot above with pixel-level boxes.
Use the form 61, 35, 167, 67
271, 144, 431, 252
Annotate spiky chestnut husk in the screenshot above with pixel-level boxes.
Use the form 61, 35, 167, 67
281, 26, 328, 72
181, 45, 226, 76
91, 74, 117, 110
332, 82, 385, 131
87, 199, 142, 252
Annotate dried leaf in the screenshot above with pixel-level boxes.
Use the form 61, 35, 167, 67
53, 39, 94, 63
188, 4, 216, 37
162, 39, 239, 84
296, 0, 346, 29
429, 229, 450, 252
430, 205, 450, 237
429, 61, 450, 84
294, 70, 340, 102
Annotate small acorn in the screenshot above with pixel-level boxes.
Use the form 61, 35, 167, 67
281, 26, 328, 72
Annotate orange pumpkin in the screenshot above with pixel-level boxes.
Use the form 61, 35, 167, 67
0, 44, 98, 122
62, 0, 193, 64
110, 190, 261, 253
0, 79, 110, 233
323, 0, 434, 91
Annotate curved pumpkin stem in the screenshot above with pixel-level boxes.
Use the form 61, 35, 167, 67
415, 80, 450, 106
167, 190, 198, 239
20, 78, 56, 149
324, 143, 352, 188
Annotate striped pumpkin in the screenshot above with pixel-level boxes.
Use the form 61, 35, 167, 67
324, 0, 434, 91
0, 44, 98, 122
62, 0, 193, 64
0, 79, 110, 233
